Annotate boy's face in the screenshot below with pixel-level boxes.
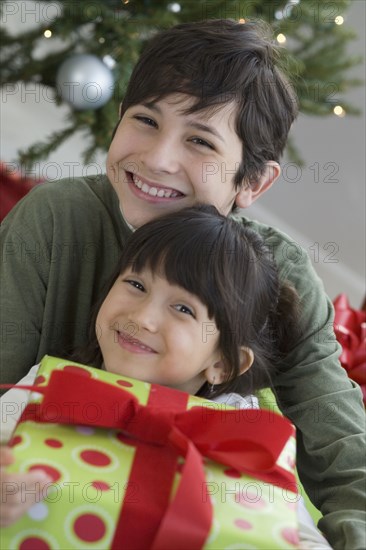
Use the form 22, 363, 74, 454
107, 94, 243, 228
96, 267, 221, 394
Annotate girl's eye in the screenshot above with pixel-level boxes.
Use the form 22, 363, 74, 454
133, 115, 157, 128
173, 304, 195, 318
190, 137, 214, 150
124, 279, 145, 292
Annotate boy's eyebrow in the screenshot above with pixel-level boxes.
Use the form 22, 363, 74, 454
141, 101, 226, 143
188, 121, 225, 143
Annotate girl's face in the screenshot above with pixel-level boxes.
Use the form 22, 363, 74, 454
106, 94, 243, 228
96, 268, 222, 394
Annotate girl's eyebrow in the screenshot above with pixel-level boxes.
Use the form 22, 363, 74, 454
141, 101, 225, 143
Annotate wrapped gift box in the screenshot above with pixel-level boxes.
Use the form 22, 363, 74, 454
333, 294, 366, 404
1, 356, 300, 550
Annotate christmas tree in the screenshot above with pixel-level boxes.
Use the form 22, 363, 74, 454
0, 0, 363, 166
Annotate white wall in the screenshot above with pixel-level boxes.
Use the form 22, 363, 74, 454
1, 1, 365, 306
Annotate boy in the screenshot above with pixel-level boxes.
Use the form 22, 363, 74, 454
1, 20, 364, 549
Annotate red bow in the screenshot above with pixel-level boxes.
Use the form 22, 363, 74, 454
333, 294, 366, 404
8, 370, 296, 550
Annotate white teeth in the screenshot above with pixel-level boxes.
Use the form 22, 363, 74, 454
132, 173, 180, 198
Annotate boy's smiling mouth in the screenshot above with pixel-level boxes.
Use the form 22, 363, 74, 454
127, 171, 185, 200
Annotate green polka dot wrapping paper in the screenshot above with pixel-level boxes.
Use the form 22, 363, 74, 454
1, 356, 300, 550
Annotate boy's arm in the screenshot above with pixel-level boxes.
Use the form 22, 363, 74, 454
1, 191, 50, 384
1, 174, 128, 386
270, 235, 365, 550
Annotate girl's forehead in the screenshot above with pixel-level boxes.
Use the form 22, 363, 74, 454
122, 264, 211, 308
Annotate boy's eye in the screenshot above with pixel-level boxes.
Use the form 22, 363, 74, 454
190, 137, 214, 150
124, 279, 145, 292
173, 304, 195, 318
133, 115, 157, 128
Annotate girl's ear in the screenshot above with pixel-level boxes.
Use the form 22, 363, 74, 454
203, 359, 227, 386
204, 346, 254, 385
238, 346, 254, 375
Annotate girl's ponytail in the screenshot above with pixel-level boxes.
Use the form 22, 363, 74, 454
270, 281, 301, 357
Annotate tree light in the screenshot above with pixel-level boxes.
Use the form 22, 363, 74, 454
335, 16, 344, 25
276, 34, 287, 44
333, 105, 346, 117
168, 3, 181, 12
44, 30, 52, 38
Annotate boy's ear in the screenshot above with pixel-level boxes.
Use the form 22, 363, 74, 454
235, 161, 280, 209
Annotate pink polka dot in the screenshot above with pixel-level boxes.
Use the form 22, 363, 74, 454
286, 501, 297, 511
29, 464, 61, 482
117, 379, 134, 387
234, 518, 253, 530
73, 513, 106, 542
8, 435, 22, 447
63, 365, 92, 377
224, 468, 241, 478
281, 526, 300, 546
236, 492, 266, 509
19, 537, 50, 550
35, 375, 46, 385
287, 455, 295, 469
92, 481, 110, 491
80, 449, 111, 466
44, 438, 63, 448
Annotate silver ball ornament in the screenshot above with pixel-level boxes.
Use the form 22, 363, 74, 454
56, 54, 114, 110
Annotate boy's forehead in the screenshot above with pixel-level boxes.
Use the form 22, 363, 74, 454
166, 93, 237, 119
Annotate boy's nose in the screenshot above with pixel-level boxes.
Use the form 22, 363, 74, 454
140, 135, 181, 174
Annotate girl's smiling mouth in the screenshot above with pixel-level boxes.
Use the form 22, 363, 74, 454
116, 329, 158, 354
127, 171, 185, 200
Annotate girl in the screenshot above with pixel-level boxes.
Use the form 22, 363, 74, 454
0, 205, 330, 548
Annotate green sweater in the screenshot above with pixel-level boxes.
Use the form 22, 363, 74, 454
1, 175, 365, 549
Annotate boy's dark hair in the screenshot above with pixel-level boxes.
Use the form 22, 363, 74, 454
76, 205, 300, 399
119, 19, 298, 189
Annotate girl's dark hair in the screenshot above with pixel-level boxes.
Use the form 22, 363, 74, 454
75, 205, 300, 399
118, 19, 298, 189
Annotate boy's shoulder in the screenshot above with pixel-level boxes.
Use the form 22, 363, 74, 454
24, 173, 114, 203
232, 211, 302, 248
2, 173, 121, 229
231, 211, 321, 287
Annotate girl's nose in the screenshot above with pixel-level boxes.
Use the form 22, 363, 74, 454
127, 300, 159, 333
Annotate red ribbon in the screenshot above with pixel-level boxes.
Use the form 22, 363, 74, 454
333, 294, 366, 404
4, 370, 296, 550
